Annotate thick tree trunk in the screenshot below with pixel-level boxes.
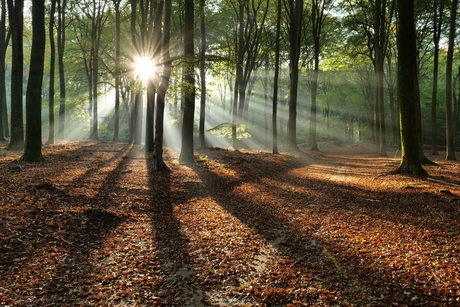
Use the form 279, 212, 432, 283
179, 0, 195, 163
21, 0, 45, 162
393, 0, 427, 176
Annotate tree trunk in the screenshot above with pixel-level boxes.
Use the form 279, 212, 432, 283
6, 0, 24, 150
113, 0, 121, 141
232, 2, 244, 149
0, 0, 9, 141
374, 0, 387, 157
154, 0, 171, 171
146, 0, 164, 153
286, 0, 303, 152
393, 0, 427, 176
430, 2, 443, 155
272, 0, 281, 154
47, 0, 56, 144
179, 0, 195, 163
445, 0, 457, 161
57, 0, 66, 140
199, 0, 206, 148
21, 0, 45, 162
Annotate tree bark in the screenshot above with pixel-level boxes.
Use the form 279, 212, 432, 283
112, 0, 121, 141
286, 0, 303, 152
0, 0, 9, 140
430, 1, 443, 155
199, 0, 206, 149
179, 0, 195, 163
445, 0, 457, 160
272, 0, 281, 155
393, 0, 427, 176
47, 0, 57, 144
6, 0, 24, 150
21, 0, 45, 162
57, 0, 66, 140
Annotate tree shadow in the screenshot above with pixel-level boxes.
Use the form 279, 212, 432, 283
0, 142, 134, 305
190, 148, 457, 305
146, 153, 210, 306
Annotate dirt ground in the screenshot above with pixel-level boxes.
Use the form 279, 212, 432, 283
0, 140, 459, 306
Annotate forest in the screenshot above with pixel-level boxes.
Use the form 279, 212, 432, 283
0, 0, 460, 306
0, 0, 459, 164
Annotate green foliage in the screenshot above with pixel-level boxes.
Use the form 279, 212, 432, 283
207, 122, 251, 140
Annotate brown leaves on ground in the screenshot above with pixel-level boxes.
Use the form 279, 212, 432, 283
0, 140, 459, 306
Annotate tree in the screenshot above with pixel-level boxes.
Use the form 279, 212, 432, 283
342, 0, 394, 155
179, 0, 195, 163
286, 0, 303, 152
146, 0, 163, 153
393, 0, 427, 176
231, 0, 270, 148
445, 0, 457, 161
5, 0, 24, 150
199, 0, 206, 148
429, 0, 444, 156
57, 0, 67, 140
21, 0, 45, 162
47, 0, 57, 144
272, 0, 282, 154
308, 0, 329, 151
374, 0, 394, 157
0, 0, 10, 141
112, 0, 122, 141
154, 0, 172, 171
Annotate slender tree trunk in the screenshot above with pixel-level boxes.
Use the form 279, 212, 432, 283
0, 0, 9, 140
47, 0, 56, 144
232, 2, 244, 149
21, 0, 45, 162
146, 0, 163, 153
199, 0, 206, 148
374, 0, 388, 157
286, 0, 303, 152
154, 0, 171, 171
430, 2, 443, 155
133, 92, 142, 144
309, 0, 325, 151
446, 0, 457, 160
57, 0, 66, 140
272, 0, 281, 154
264, 56, 269, 147
6, 0, 24, 150
113, 0, 121, 141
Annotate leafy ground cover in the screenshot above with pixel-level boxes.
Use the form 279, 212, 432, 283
0, 140, 459, 306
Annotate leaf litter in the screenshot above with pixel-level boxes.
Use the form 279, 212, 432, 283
0, 140, 459, 306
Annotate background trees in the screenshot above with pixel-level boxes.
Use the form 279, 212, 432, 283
1, 0, 459, 169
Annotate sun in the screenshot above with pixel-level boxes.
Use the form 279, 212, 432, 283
134, 57, 155, 82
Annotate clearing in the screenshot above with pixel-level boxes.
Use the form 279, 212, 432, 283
0, 140, 459, 306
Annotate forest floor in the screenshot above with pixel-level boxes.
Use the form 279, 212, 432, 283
0, 139, 459, 307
